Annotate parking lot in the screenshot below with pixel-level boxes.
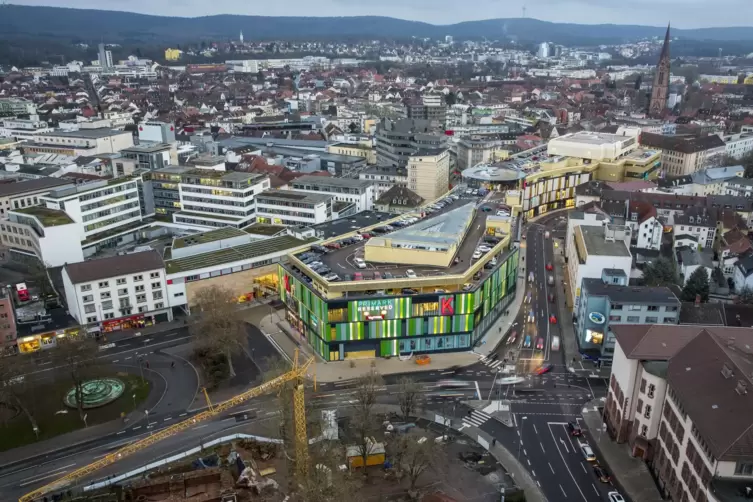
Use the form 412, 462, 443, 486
292, 191, 514, 292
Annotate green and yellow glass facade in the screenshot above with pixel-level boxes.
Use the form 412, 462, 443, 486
278, 248, 519, 361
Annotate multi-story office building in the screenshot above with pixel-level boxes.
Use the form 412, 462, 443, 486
640, 133, 726, 176
62, 250, 172, 331
148, 166, 269, 229
404, 97, 447, 128
120, 143, 173, 171
359, 166, 408, 197
0, 97, 36, 115
0, 115, 54, 140
607, 325, 753, 502
0, 178, 73, 218
577, 275, 680, 360
290, 175, 376, 212
2, 206, 84, 266
40, 177, 143, 247
375, 118, 448, 168
255, 190, 333, 227
456, 135, 517, 171
722, 132, 753, 160
23, 128, 134, 157
407, 149, 450, 202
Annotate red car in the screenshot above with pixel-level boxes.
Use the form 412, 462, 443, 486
549, 315, 557, 324
546, 262, 553, 271
361, 233, 372, 239
354, 272, 363, 281
536, 363, 553, 375
536, 337, 544, 350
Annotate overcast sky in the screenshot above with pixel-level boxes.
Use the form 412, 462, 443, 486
12, 0, 751, 28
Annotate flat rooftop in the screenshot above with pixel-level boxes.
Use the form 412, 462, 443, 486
291, 175, 375, 190
13, 205, 74, 226
462, 163, 527, 182
310, 211, 397, 239
243, 223, 287, 236
308, 196, 507, 278
121, 143, 172, 154
172, 227, 247, 249
580, 226, 631, 257
165, 234, 318, 274
550, 131, 636, 146
175, 210, 245, 222
40, 128, 129, 139
256, 189, 333, 205
582, 278, 678, 304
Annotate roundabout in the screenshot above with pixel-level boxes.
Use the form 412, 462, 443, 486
64, 377, 126, 409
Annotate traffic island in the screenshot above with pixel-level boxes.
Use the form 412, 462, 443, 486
0, 373, 150, 452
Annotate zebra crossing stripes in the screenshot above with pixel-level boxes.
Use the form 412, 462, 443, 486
479, 355, 504, 369
462, 409, 492, 428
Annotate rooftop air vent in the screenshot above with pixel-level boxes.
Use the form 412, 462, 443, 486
722, 363, 734, 379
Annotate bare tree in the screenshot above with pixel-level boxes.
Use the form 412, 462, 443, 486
397, 376, 422, 422
349, 371, 383, 472
54, 336, 99, 425
0, 356, 39, 436
392, 431, 445, 492
190, 285, 247, 377
293, 439, 361, 502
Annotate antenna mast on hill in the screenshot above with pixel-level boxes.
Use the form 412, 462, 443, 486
522, 6, 527, 17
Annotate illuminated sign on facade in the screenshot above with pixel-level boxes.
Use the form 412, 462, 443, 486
588, 312, 606, 324
586, 329, 604, 345
440, 297, 454, 315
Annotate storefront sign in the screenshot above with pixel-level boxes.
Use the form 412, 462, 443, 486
588, 312, 606, 324
440, 297, 454, 316
355, 298, 394, 320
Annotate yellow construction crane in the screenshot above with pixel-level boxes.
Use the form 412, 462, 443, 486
20, 351, 315, 502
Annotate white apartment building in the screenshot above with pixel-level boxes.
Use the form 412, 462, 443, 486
359, 166, 408, 197
62, 251, 172, 330
607, 325, 753, 502
722, 132, 753, 159
547, 131, 640, 161
255, 190, 333, 227
0, 116, 54, 140
24, 128, 134, 157
290, 175, 376, 212
408, 149, 450, 202
672, 209, 717, 249
566, 224, 633, 310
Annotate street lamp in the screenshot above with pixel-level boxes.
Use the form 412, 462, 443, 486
132, 393, 136, 410
517, 416, 528, 461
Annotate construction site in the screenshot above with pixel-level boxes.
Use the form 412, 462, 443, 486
20, 353, 515, 502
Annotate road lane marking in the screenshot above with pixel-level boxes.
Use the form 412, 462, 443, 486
548, 420, 587, 501
549, 462, 555, 473
474, 380, 481, 400
194, 424, 209, 429
18, 464, 76, 486
132, 426, 141, 430
581, 463, 587, 473
560, 484, 568, 497
540, 441, 545, 452
592, 484, 599, 496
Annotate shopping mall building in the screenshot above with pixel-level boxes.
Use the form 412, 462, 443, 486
277, 201, 520, 361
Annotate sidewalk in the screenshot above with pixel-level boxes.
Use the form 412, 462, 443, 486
552, 236, 580, 367
581, 400, 663, 502
380, 404, 547, 502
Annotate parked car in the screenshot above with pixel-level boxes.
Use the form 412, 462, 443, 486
308, 261, 323, 269
607, 492, 625, 502
373, 271, 382, 280
477, 245, 491, 253
354, 257, 367, 269
311, 245, 328, 253
343, 274, 353, 281
593, 464, 611, 483
361, 233, 372, 239
402, 288, 418, 295
580, 443, 596, 462
354, 272, 364, 281
383, 272, 394, 279
567, 422, 583, 437
406, 269, 417, 278
462, 283, 474, 291
323, 273, 340, 282
324, 242, 341, 250
472, 251, 482, 260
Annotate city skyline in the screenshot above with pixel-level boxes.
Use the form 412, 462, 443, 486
7, 0, 752, 29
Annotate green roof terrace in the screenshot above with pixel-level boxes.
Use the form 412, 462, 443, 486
173, 227, 247, 249
13, 206, 74, 226
242, 223, 287, 236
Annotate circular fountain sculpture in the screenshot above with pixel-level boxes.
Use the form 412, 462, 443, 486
64, 377, 125, 409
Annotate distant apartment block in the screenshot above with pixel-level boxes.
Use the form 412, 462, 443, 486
407, 149, 450, 202
290, 175, 376, 212
23, 128, 134, 157
255, 189, 333, 226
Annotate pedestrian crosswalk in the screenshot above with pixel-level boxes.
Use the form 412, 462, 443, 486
462, 409, 492, 428
479, 355, 505, 369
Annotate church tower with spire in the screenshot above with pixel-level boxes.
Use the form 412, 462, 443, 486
649, 24, 671, 118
